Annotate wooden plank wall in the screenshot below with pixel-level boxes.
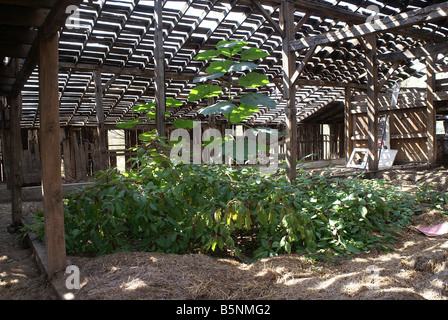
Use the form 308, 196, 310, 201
349, 89, 436, 164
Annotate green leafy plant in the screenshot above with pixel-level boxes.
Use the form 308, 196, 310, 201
116, 97, 184, 129
191, 40, 275, 124
24, 155, 436, 261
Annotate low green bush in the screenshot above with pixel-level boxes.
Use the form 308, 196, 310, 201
25, 149, 443, 262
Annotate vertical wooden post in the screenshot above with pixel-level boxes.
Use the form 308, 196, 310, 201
39, 33, 66, 277
344, 86, 353, 163
280, 0, 297, 181
0, 97, 8, 185
93, 70, 108, 171
365, 34, 379, 171
426, 53, 437, 164
154, 0, 166, 137
8, 91, 23, 227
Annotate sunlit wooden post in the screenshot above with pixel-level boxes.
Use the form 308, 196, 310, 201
344, 86, 353, 163
365, 34, 379, 171
154, 0, 166, 138
280, 0, 297, 181
39, 32, 66, 277
93, 70, 108, 171
426, 53, 437, 164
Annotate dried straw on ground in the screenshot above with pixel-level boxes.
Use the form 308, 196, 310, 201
1, 169, 448, 300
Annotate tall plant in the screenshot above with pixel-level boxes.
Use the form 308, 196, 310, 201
190, 40, 276, 123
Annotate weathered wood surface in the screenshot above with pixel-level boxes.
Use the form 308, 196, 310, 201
39, 33, 66, 277
280, 0, 297, 181
289, 2, 448, 51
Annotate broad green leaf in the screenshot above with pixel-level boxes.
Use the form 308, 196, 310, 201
166, 97, 183, 108
147, 111, 170, 120
193, 72, 225, 83
224, 104, 258, 123
116, 118, 140, 129
346, 243, 361, 254
226, 62, 258, 73
216, 40, 247, 57
240, 92, 276, 109
359, 205, 368, 218
188, 84, 222, 101
132, 101, 155, 112
241, 47, 270, 61
217, 40, 248, 49
238, 72, 269, 88
198, 101, 238, 116
205, 60, 234, 74
194, 49, 221, 60
172, 118, 197, 129
147, 112, 156, 120
138, 131, 157, 141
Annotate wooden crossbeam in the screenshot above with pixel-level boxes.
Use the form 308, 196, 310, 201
8, 0, 84, 98
251, 0, 284, 37
59, 62, 197, 80
294, 11, 312, 34
0, 5, 49, 27
291, 45, 317, 86
289, 2, 448, 51
0, 26, 38, 45
0, 44, 32, 58
377, 42, 448, 63
377, 60, 402, 89
293, 79, 367, 90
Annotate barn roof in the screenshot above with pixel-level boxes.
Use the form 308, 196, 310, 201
1, 0, 447, 128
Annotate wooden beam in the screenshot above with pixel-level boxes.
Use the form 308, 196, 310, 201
39, 0, 84, 40
8, 0, 83, 98
426, 53, 437, 164
280, 0, 297, 182
251, 0, 285, 37
8, 60, 23, 228
154, 0, 166, 137
58, 62, 197, 80
365, 34, 379, 171
344, 86, 353, 163
378, 60, 402, 89
377, 42, 448, 63
293, 79, 367, 90
294, 11, 312, 34
289, 2, 448, 51
8, 94, 23, 227
0, 0, 57, 8
0, 5, 50, 27
39, 33, 66, 277
93, 70, 108, 171
0, 26, 38, 45
0, 44, 32, 59
291, 45, 317, 86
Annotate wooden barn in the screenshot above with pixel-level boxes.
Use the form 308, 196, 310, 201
0, 0, 447, 284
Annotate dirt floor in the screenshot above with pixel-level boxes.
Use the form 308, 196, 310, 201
1, 166, 448, 300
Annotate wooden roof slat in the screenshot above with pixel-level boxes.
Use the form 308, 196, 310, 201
289, 1, 448, 51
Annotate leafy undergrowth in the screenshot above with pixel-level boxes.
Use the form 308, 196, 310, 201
24, 154, 448, 262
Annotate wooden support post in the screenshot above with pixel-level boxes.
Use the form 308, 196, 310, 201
8, 91, 23, 227
280, 0, 297, 181
426, 53, 437, 164
39, 33, 66, 277
365, 34, 379, 171
344, 86, 353, 163
93, 70, 108, 171
154, 0, 166, 137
